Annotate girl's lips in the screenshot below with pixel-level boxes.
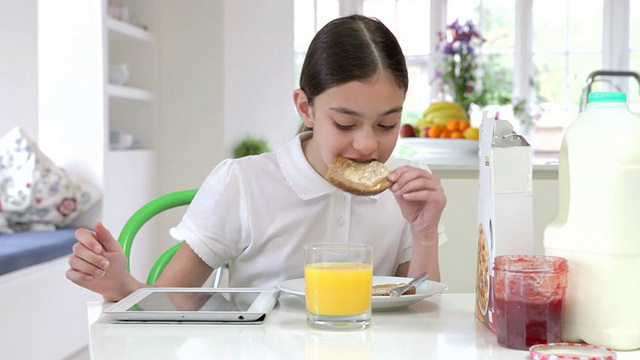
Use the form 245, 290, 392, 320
346, 157, 376, 163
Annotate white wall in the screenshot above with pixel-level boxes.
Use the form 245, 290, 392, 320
157, 0, 297, 196
222, 0, 299, 156
157, 1, 225, 194
38, 0, 106, 188
155, 1, 298, 252
0, 0, 38, 137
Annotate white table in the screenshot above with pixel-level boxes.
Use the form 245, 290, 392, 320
87, 293, 640, 359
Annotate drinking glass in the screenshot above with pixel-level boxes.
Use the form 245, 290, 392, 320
493, 255, 568, 350
304, 243, 373, 330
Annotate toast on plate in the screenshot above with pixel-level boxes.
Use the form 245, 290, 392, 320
371, 283, 416, 296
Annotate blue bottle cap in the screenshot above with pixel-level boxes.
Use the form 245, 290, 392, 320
588, 91, 626, 103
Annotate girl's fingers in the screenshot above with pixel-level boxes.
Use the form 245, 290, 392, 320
391, 167, 442, 194
68, 253, 106, 278
66, 268, 95, 283
75, 227, 103, 254
94, 222, 122, 253
70, 241, 109, 273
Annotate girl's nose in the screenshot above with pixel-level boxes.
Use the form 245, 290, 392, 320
352, 129, 377, 154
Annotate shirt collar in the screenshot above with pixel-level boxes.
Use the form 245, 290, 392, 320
276, 132, 381, 202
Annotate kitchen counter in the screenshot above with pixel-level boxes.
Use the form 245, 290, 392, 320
87, 293, 640, 359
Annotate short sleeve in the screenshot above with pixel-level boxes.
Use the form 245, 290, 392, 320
171, 159, 249, 269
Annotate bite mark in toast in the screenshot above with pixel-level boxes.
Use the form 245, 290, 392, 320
326, 157, 392, 196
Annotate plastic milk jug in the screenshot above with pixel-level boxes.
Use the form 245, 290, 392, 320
544, 92, 640, 350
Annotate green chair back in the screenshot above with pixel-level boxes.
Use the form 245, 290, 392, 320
118, 189, 198, 285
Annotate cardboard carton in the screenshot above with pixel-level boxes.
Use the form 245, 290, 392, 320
475, 112, 535, 333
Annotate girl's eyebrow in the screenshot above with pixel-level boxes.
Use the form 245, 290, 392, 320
329, 106, 404, 118
329, 106, 360, 117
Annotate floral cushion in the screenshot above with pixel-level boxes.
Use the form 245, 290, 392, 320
0, 127, 101, 232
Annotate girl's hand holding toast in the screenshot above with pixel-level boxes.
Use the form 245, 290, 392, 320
388, 166, 447, 241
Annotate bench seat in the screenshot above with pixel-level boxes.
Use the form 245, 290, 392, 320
0, 228, 77, 275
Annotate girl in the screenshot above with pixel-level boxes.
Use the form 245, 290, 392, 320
66, 14, 447, 302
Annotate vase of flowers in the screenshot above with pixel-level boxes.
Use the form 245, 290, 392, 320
432, 19, 539, 132
433, 19, 485, 114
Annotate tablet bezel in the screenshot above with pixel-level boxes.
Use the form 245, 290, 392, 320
103, 287, 280, 323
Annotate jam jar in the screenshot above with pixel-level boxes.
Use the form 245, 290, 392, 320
493, 255, 568, 350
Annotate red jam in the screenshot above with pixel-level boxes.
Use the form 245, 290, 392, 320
493, 255, 568, 350
495, 297, 564, 350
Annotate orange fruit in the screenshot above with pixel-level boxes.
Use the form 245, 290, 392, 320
427, 125, 443, 138
451, 131, 464, 139
458, 121, 471, 132
446, 119, 460, 132
439, 129, 452, 138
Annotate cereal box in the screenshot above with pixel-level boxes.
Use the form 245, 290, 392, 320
475, 112, 535, 333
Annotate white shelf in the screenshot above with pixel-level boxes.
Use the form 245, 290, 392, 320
108, 147, 153, 153
104, 1, 156, 170
107, 84, 153, 101
106, 17, 153, 42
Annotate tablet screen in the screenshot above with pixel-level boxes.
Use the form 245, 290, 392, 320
128, 291, 261, 312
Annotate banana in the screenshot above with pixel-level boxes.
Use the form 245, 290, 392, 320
414, 117, 432, 130
424, 108, 468, 124
422, 101, 467, 117
432, 117, 452, 126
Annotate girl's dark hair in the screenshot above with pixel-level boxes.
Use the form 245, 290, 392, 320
297, 15, 408, 133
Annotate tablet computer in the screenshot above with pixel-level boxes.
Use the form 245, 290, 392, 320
103, 287, 280, 324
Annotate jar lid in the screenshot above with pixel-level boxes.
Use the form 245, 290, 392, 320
530, 343, 616, 360
588, 91, 626, 103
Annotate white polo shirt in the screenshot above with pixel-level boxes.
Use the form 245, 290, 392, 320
172, 132, 446, 288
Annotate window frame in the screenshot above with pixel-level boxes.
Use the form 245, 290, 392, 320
298, 0, 635, 159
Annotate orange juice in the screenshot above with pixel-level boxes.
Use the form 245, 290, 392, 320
305, 263, 372, 316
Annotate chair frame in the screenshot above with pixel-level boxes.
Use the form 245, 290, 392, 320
118, 189, 197, 284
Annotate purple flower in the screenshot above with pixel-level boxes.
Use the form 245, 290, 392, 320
434, 19, 486, 112
443, 43, 455, 54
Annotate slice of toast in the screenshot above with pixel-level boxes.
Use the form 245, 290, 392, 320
326, 157, 392, 196
371, 283, 417, 296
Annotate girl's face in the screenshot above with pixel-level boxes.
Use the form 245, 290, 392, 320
294, 72, 405, 177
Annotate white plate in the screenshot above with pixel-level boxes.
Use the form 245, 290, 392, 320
399, 137, 479, 153
277, 276, 448, 311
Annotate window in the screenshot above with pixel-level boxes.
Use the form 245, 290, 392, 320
294, 0, 637, 162
363, 0, 431, 124
293, 0, 339, 83
531, 0, 603, 159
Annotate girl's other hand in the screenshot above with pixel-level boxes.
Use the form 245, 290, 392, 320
66, 222, 138, 302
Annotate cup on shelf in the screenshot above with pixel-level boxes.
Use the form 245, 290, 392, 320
108, 63, 129, 86
110, 130, 135, 150
107, 4, 131, 23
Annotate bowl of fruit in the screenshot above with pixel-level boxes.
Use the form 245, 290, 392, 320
399, 101, 479, 153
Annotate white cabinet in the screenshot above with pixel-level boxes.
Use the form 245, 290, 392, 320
32, 0, 159, 355
105, 1, 156, 151
103, 0, 160, 279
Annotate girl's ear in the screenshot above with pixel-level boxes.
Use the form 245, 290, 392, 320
293, 89, 314, 128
